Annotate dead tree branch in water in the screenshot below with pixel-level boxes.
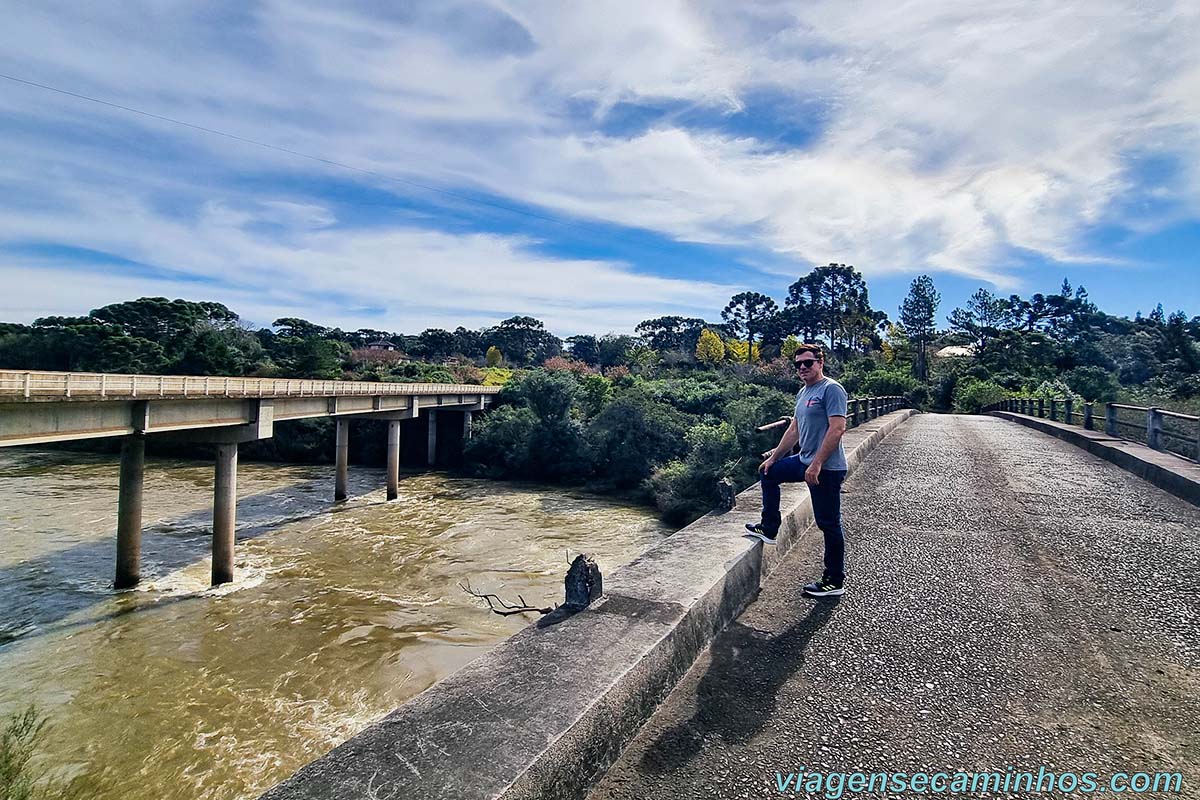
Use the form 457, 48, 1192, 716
460, 579, 555, 616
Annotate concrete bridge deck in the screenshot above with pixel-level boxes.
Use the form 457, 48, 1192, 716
588, 413, 1200, 798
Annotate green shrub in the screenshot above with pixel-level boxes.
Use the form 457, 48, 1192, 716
1028, 378, 1082, 404
1063, 366, 1120, 402
465, 370, 593, 482
499, 369, 578, 420
577, 373, 613, 419
464, 405, 537, 477
587, 394, 690, 488
859, 368, 919, 397
952, 378, 1010, 414
648, 377, 733, 415
648, 421, 740, 525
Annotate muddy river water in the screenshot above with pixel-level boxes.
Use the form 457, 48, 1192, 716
0, 449, 671, 799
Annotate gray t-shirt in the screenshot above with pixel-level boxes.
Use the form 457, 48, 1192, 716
794, 377, 848, 470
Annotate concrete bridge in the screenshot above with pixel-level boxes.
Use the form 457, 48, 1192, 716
259, 409, 1200, 800
0, 370, 498, 589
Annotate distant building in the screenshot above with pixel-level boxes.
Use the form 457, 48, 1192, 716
366, 340, 397, 351
935, 344, 976, 358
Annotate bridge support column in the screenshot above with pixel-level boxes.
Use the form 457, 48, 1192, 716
212, 443, 238, 586
387, 420, 401, 500
115, 434, 145, 590
463, 410, 473, 441
427, 410, 438, 466
335, 419, 349, 501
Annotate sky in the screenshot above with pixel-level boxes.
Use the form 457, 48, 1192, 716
1, 1, 1198, 338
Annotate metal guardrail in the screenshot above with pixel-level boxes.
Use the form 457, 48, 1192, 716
757, 395, 907, 456
985, 397, 1200, 462
0, 370, 502, 401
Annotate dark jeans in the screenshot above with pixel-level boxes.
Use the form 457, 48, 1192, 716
760, 455, 847, 581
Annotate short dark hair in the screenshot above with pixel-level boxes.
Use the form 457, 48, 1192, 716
794, 343, 825, 361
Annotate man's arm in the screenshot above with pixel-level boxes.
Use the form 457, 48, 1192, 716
804, 415, 846, 485
760, 417, 798, 474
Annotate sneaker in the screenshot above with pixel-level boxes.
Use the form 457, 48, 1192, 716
743, 523, 778, 545
803, 576, 844, 597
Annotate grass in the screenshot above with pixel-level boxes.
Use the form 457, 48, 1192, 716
0, 706, 87, 800
1, 706, 46, 800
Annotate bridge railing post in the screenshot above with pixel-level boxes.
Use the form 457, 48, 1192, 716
1105, 403, 1118, 436
1064, 398, 1073, 425
1147, 408, 1163, 450
1083, 402, 1094, 430
1049, 399, 1057, 421
1038, 398, 1045, 418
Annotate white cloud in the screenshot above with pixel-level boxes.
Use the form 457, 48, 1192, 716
0, 192, 738, 335
0, 0, 1198, 324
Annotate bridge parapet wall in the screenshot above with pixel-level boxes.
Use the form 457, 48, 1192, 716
990, 410, 1200, 508
985, 397, 1199, 463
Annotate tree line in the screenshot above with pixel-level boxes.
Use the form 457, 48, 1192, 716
2, 265, 1197, 524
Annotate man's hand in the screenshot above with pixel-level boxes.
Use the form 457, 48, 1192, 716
804, 461, 822, 485
759, 453, 777, 475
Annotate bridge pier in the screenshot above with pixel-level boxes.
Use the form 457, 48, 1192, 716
335, 419, 349, 502
463, 410, 473, 441
387, 420, 401, 500
212, 443, 238, 586
115, 434, 145, 590
427, 410, 438, 466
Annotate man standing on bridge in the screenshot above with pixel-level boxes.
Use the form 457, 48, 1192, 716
745, 343, 849, 597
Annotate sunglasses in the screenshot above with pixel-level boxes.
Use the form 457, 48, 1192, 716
794, 359, 820, 369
